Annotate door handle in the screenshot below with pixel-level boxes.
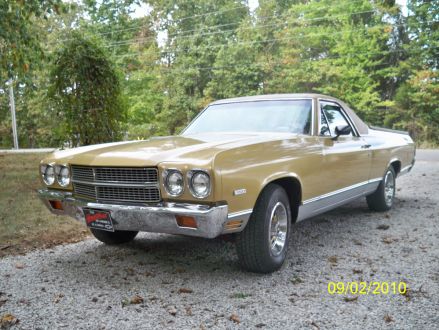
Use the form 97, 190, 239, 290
361, 144, 371, 149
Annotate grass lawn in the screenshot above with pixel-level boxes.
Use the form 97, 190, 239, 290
0, 153, 88, 258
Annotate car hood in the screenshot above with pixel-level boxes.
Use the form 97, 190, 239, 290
43, 132, 298, 167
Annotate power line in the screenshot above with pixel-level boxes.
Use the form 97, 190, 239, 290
105, 9, 378, 48
53, 4, 249, 42
51, 0, 377, 45
111, 20, 437, 58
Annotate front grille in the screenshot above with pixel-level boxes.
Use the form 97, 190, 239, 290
71, 166, 160, 204
72, 166, 157, 184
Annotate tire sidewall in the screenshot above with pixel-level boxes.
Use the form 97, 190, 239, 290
260, 186, 292, 268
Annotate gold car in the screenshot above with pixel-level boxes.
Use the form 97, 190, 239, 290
38, 94, 415, 273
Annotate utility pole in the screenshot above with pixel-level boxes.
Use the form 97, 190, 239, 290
8, 79, 19, 149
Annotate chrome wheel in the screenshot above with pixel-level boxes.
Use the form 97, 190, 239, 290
384, 170, 395, 207
268, 202, 288, 256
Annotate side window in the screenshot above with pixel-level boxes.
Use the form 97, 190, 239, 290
320, 109, 331, 136
320, 103, 352, 136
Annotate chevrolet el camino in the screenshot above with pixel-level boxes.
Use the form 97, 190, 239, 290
38, 94, 416, 273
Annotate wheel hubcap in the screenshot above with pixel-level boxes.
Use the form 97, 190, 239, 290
269, 202, 288, 256
384, 170, 395, 207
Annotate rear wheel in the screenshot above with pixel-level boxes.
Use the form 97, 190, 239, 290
236, 184, 291, 273
90, 228, 138, 245
367, 166, 396, 211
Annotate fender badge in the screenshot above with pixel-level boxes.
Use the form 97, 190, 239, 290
233, 189, 247, 196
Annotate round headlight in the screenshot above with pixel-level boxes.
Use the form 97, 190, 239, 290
164, 170, 184, 196
189, 171, 211, 198
57, 166, 70, 187
43, 165, 55, 186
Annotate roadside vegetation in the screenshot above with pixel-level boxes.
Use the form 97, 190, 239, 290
0, 0, 437, 148
0, 153, 88, 257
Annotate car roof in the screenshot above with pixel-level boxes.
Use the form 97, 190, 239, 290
209, 93, 369, 135
209, 93, 338, 105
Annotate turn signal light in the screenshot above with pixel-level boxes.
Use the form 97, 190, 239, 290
175, 215, 197, 229
49, 200, 63, 210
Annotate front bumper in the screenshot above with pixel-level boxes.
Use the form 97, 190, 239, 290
38, 189, 237, 238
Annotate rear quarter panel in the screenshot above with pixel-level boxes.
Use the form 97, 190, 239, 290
363, 130, 415, 179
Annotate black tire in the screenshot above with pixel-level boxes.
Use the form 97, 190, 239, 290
366, 166, 396, 212
90, 228, 138, 245
236, 184, 292, 273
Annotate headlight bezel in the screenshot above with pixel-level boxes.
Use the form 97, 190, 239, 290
163, 169, 185, 197
187, 170, 211, 199
56, 165, 71, 187
41, 164, 55, 186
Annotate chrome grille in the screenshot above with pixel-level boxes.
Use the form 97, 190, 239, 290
72, 166, 158, 184
71, 166, 160, 204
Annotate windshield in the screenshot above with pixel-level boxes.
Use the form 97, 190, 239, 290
182, 99, 312, 135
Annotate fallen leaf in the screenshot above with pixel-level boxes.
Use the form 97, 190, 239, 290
15, 263, 24, 269
328, 255, 338, 264
185, 306, 193, 316
174, 267, 186, 274
53, 293, 64, 303
384, 314, 394, 323
343, 296, 359, 302
167, 306, 177, 316
376, 224, 390, 230
178, 288, 193, 294
0, 313, 19, 328
352, 239, 363, 246
130, 295, 144, 304
229, 313, 240, 324
382, 237, 394, 244
0, 299, 7, 308
125, 268, 135, 276
310, 320, 320, 329
290, 275, 303, 285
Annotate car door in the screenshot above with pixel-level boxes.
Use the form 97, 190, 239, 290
317, 100, 371, 198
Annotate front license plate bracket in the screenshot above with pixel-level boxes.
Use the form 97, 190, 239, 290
83, 208, 114, 232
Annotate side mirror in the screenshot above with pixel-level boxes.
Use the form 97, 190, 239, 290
332, 125, 351, 140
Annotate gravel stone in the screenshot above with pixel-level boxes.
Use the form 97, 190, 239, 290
1, 156, 438, 329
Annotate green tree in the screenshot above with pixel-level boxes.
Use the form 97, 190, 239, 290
49, 32, 126, 146
0, 0, 64, 82
150, 0, 250, 134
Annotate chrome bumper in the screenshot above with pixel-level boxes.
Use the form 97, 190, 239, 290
37, 189, 244, 238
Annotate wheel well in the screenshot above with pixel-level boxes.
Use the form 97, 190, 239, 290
390, 160, 401, 175
269, 177, 301, 223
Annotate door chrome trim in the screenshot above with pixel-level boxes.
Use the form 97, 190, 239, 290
302, 178, 382, 205
298, 178, 382, 222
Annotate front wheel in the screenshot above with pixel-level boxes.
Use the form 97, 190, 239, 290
236, 184, 291, 273
366, 166, 396, 211
90, 228, 138, 245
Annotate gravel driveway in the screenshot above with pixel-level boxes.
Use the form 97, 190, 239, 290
1, 151, 438, 329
